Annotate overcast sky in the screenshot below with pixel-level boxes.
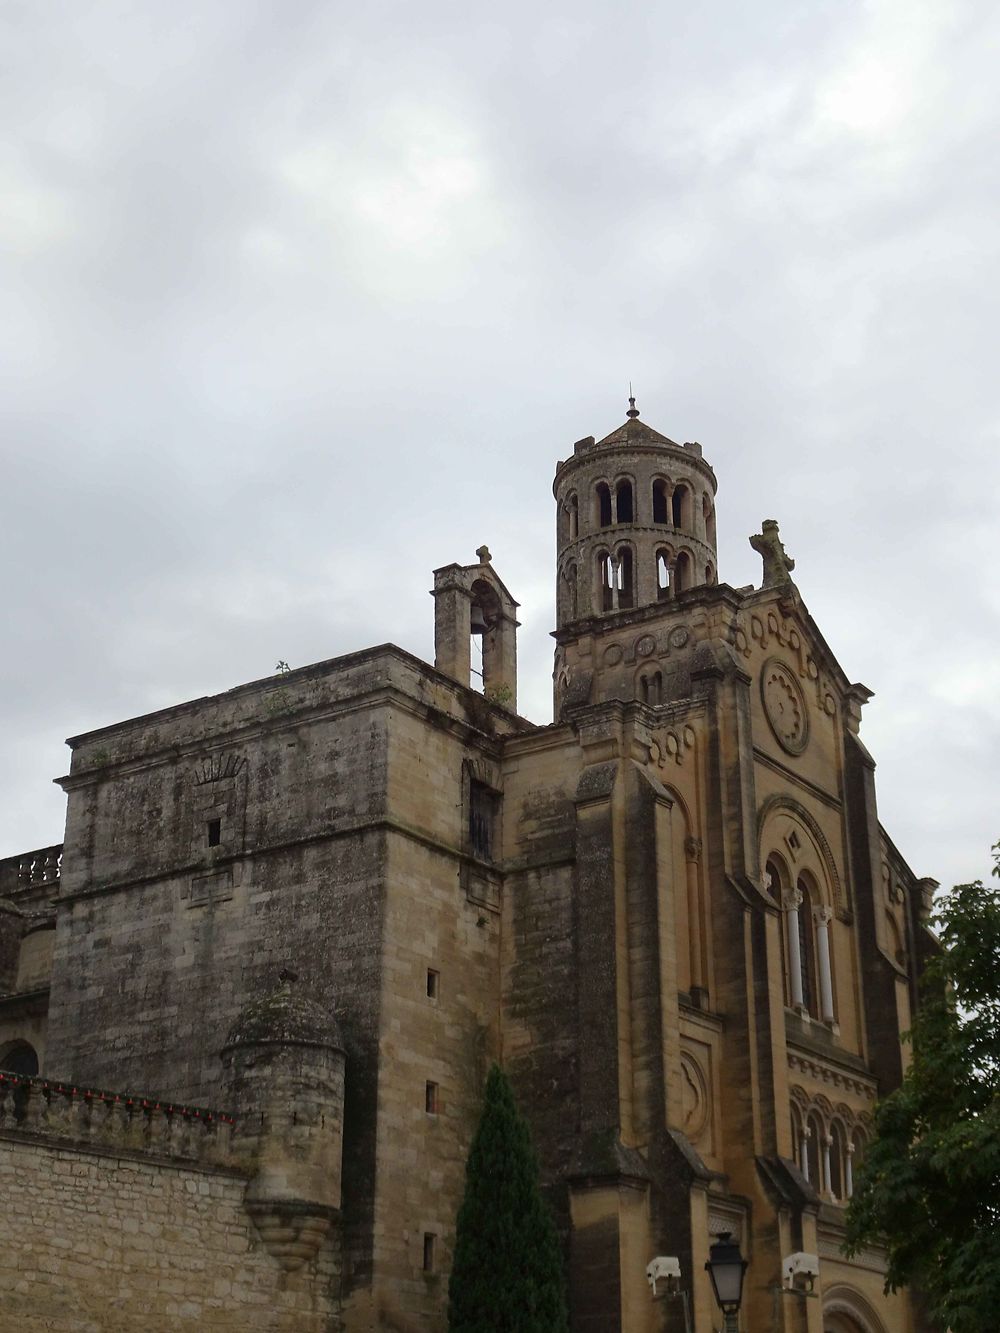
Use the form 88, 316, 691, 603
2, 0, 997, 893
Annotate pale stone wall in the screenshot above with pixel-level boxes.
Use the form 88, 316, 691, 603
0, 1134, 340, 1332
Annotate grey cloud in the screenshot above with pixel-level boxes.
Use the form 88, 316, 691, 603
2, 0, 998, 891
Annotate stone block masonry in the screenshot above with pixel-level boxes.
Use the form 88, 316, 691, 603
0, 1076, 341, 1332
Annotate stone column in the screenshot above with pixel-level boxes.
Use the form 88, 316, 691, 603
431, 574, 472, 686
783, 889, 804, 1009
845, 1142, 855, 1198
816, 906, 835, 1023
685, 836, 704, 996
822, 1133, 833, 1198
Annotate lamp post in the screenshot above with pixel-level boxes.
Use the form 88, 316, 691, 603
705, 1231, 748, 1333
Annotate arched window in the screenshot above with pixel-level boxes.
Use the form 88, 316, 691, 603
767, 854, 793, 998
704, 494, 716, 546
652, 479, 669, 524
567, 493, 579, 540
615, 479, 634, 524
790, 1102, 806, 1172
851, 1126, 868, 1178
829, 1121, 848, 1201
765, 855, 786, 900
560, 563, 578, 621
0, 1042, 39, 1077
797, 875, 816, 1016
639, 671, 662, 705
705, 563, 714, 585
595, 483, 613, 528
597, 552, 615, 612
656, 549, 671, 600
616, 546, 634, 609
805, 1111, 823, 1188
672, 484, 689, 527
674, 551, 692, 593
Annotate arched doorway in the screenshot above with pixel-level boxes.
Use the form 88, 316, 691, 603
0, 1041, 39, 1076
823, 1285, 887, 1333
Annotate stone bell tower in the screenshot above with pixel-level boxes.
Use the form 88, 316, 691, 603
551, 396, 719, 716
431, 544, 520, 709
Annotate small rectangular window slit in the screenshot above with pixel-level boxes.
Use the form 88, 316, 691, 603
426, 969, 439, 1000
423, 1233, 436, 1272
207, 818, 222, 848
425, 1081, 439, 1115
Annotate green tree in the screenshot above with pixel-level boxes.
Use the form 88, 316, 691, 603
846, 843, 1000, 1333
448, 1064, 568, 1333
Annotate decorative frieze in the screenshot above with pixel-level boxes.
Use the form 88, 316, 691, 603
787, 1051, 876, 1103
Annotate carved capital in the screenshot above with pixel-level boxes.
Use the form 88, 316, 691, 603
782, 888, 803, 912
684, 835, 702, 864
815, 906, 834, 927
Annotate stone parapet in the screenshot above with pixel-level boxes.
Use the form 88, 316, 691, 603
0, 845, 62, 897
0, 1071, 235, 1168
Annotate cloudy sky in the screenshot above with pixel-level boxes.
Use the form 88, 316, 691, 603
2, 0, 997, 892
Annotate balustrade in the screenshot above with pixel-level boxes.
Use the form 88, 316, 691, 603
0, 1071, 234, 1166
0, 846, 63, 897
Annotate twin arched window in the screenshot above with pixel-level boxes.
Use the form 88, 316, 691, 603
585, 478, 712, 535
597, 548, 635, 611
594, 479, 634, 528
791, 1096, 867, 1204
768, 854, 836, 1024
651, 479, 691, 528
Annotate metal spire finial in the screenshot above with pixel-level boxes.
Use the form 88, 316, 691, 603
626, 383, 640, 419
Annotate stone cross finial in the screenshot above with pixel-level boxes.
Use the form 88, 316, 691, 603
750, 519, 796, 588
476, 545, 492, 564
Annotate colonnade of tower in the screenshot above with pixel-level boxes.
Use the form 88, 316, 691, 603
552, 398, 718, 629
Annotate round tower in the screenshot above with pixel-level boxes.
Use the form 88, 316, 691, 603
221, 974, 346, 1270
552, 397, 718, 628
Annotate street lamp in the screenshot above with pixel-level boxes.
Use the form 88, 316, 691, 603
705, 1231, 748, 1332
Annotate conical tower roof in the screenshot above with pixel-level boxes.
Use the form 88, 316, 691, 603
594, 415, 680, 449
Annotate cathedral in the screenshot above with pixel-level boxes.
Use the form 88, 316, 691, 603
0, 401, 935, 1332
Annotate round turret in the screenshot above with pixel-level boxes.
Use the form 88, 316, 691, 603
221, 974, 347, 1270
224, 982, 344, 1052
552, 398, 718, 629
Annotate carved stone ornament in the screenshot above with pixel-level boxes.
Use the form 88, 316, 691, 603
761, 658, 809, 755
649, 726, 696, 769
680, 1051, 709, 1141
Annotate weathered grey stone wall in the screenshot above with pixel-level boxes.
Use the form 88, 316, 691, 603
0, 1134, 340, 1331
40, 647, 524, 1326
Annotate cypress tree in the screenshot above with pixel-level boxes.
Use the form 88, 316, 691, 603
448, 1064, 569, 1333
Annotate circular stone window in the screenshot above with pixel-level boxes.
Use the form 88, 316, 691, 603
761, 658, 809, 755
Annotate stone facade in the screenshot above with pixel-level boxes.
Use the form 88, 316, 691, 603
0, 403, 935, 1332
